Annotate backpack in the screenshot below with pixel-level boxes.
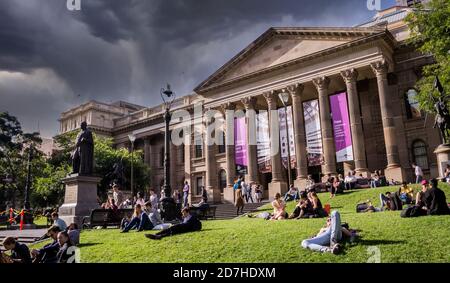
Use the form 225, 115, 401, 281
400, 206, 415, 218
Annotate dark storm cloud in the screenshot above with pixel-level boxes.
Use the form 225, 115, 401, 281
0, 0, 395, 136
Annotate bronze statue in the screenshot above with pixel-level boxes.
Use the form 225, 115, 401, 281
432, 76, 450, 145
71, 121, 94, 175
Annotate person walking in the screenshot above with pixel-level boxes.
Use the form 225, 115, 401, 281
235, 184, 245, 215
182, 181, 190, 208
412, 162, 423, 184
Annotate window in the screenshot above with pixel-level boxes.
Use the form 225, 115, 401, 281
194, 133, 203, 158
405, 89, 421, 119
412, 140, 428, 170
218, 131, 226, 154
179, 146, 185, 163
218, 170, 227, 193
196, 177, 204, 195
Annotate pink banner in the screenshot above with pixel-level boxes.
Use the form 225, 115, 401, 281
234, 117, 247, 166
330, 92, 353, 162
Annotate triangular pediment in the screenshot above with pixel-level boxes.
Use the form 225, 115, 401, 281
195, 27, 390, 93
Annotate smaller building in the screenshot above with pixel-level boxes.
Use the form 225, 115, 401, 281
58, 100, 146, 137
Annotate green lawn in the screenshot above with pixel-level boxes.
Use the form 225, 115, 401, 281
32, 183, 450, 263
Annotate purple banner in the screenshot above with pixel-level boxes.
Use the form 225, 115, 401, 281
234, 117, 248, 166
330, 92, 353, 162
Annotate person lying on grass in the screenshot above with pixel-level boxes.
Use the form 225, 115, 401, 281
301, 210, 358, 254
145, 207, 201, 240
121, 203, 153, 233
2, 236, 32, 263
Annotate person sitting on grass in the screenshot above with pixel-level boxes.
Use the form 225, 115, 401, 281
2, 237, 32, 263
289, 192, 313, 219
425, 178, 450, 215
51, 212, 67, 231
31, 226, 61, 263
144, 201, 162, 227
145, 207, 201, 240
309, 191, 328, 217
284, 184, 299, 202
121, 204, 153, 233
379, 189, 403, 211
399, 181, 414, 204
56, 231, 75, 263
67, 223, 80, 246
271, 193, 288, 220
301, 210, 358, 254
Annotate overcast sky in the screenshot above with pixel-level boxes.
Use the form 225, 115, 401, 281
0, 0, 396, 137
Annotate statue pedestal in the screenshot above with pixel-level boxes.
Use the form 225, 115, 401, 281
434, 144, 450, 178
268, 181, 288, 201
58, 174, 101, 227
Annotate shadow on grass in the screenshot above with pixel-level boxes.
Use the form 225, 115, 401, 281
357, 239, 406, 245
78, 243, 101, 248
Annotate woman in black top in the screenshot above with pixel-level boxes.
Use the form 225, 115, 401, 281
56, 231, 75, 263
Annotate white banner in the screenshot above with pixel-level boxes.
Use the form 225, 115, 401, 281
278, 106, 296, 169
257, 111, 271, 173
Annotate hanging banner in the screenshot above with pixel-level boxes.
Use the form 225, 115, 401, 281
303, 100, 324, 166
234, 117, 248, 174
330, 92, 354, 162
278, 106, 296, 169
257, 111, 271, 173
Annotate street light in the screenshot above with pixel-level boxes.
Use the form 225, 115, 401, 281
278, 90, 293, 189
160, 83, 177, 221
128, 134, 136, 197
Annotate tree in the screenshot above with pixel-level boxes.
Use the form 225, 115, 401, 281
0, 112, 45, 210
405, 0, 450, 111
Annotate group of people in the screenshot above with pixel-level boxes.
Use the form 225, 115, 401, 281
233, 176, 264, 215
1, 213, 80, 264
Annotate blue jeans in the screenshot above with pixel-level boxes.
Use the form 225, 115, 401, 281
416, 175, 422, 184
370, 180, 379, 188
183, 192, 189, 208
122, 214, 153, 232
301, 211, 342, 252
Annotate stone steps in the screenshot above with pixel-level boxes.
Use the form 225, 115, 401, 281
212, 201, 268, 220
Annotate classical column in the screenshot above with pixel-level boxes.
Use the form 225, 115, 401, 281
144, 137, 151, 166
370, 60, 404, 181
241, 96, 259, 184
287, 83, 308, 187
262, 91, 288, 199
204, 109, 220, 203
221, 102, 236, 204
313, 76, 337, 176
341, 69, 369, 174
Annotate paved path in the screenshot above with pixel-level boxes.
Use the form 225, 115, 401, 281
0, 228, 47, 239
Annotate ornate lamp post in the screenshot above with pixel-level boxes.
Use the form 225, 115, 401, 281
278, 90, 293, 189
128, 134, 136, 197
160, 84, 178, 221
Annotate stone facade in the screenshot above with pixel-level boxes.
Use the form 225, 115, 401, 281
58, 6, 440, 204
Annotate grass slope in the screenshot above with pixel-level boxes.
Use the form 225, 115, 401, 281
32, 183, 450, 263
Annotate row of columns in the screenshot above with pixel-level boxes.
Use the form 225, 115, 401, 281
203, 59, 403, 202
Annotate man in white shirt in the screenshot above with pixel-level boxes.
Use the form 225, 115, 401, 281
412, 162, 423, 184
51, 212, 67, 231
